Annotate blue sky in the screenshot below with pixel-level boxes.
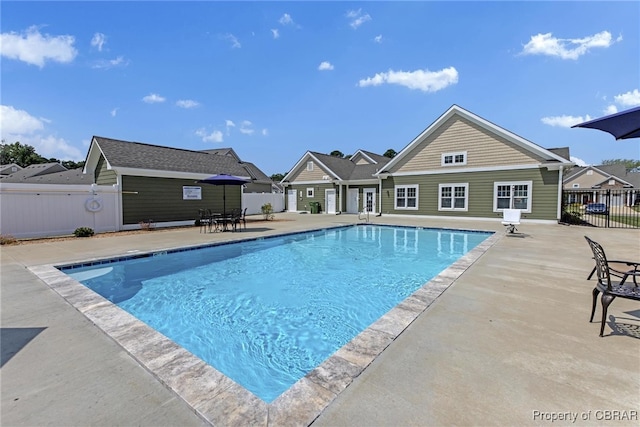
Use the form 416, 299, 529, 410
1, 1, 639, 176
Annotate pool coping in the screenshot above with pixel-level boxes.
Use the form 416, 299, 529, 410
28, 225, 502, 426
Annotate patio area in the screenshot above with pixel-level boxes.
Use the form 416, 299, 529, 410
2, 213, 639, 426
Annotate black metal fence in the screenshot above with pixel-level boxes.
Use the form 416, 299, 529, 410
561, 188, 640, 229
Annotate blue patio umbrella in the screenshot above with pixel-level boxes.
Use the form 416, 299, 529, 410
197, 174, 250, 215
571, 106, 640, 140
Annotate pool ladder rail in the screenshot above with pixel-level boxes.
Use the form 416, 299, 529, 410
358, 210, 370, 223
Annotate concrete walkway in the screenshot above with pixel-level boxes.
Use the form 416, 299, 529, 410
2, 213, 639, 426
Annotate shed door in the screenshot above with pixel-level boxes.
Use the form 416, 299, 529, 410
325, 189, 336, 214
347, 188, 359, 213
287, 190, 297, 212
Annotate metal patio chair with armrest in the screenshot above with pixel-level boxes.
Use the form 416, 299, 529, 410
198, 209, 212, 233
233, 207, 247, 231
227, 208, 242, 232
584, 236, 640, 336
587, 258, 639, 286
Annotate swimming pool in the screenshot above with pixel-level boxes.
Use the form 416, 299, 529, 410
60, 224, 491, 403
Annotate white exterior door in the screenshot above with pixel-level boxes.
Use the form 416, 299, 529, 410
325, 189, 336, 214
287, 189, 297, 212
364, 188, 376, 213
347, 188, 359, 213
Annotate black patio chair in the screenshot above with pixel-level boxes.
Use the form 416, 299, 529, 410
587, 258, 639, 286
584, 236, 640, 336
198, 209, 213, 233
233, 207, 247, 231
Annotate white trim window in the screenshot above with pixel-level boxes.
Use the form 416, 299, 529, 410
306, 187, 315, 198
441, 151, 467, 166
438, 183, 468, 211
493, 181, 532, 212
306, 161, 314, 171
395, 185, 418, 210
572, 183, 580, 188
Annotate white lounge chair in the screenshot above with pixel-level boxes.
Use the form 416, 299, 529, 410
502, 209, 521, 234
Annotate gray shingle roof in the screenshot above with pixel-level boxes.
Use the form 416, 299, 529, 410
0, 168, 94, 184
309, 151, 390, 181
0, 163, 68, 182
93, 136, 252, 177
564, 164, 640, 187
358, 150, 392, 164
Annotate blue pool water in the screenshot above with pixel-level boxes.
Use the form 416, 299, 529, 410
62, 225, 490, 402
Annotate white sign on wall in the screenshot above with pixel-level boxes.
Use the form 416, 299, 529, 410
183, 186, 202, 200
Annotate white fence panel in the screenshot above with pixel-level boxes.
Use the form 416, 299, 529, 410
0, 183, 120, 239
242, 192, 285, 216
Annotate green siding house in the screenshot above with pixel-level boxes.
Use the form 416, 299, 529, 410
281, 150, 391, 214
84, 136, 273, 228
282, 105, 573, 223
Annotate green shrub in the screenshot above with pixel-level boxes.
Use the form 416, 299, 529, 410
74, 227, 95, 237
261, 203, 275, 220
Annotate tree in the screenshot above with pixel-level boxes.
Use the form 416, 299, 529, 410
0, 140, 85, 169
600, 158, 640, 171
383, 148, 397, 158
329, 150, 344, 158
61, 160, 85, 170
0, 141, 47, 167
270, 173, 285, 182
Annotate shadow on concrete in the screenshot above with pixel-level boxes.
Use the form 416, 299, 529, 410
1, 327, 47, 367
606, 315, 640, 339
238, 227, 274, 233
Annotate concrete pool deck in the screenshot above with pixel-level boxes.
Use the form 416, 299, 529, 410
2, 213, 639, 426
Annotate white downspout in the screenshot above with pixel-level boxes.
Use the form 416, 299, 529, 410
557, 167, 564, 221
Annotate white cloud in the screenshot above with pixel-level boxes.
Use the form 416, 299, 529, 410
142, 93, 166, 104
0, 105, 84, 161
239, 120, 254, 135
261, 129, 268, 136
374, 35, 383, 44
225, 120, 235, 135
110, 108, 118, 117
604, 105, 618, 115
91, 32, 106, 51
0, 105, 44, 134
176, 99, 200, 109
570, 156, 588, 167
195, 128, 224, 143
0, 26, 77, 67
224, 33, 241, 49
318, 61, 334, 71
91, 56, 128, 69
346, 9, 371, 29
279, 13, 294, 26
614, 89, 640, 107
271, 29, 280, 39
358, 67, 459, 93
540, 114, 591, 127
521, 31, 617, 60
36, 135, 84, 160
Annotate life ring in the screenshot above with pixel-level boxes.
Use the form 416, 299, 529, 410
85, 197, 103, 212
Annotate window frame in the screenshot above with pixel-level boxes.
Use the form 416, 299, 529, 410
306, 187, 315, 198
438, 183, 469, 211
306, 161, 314, 171
493, 181, 532, 213
441, 151, 467, 167
394, 184, 419, 210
